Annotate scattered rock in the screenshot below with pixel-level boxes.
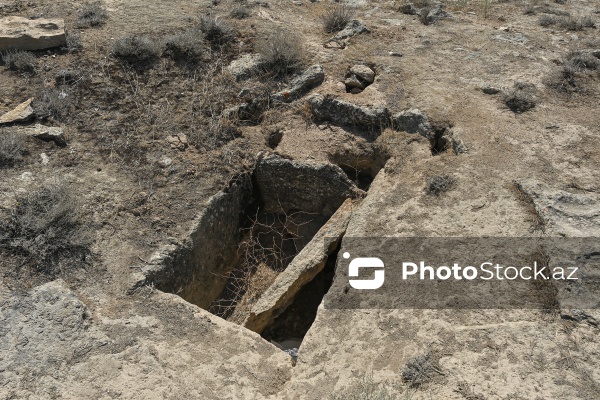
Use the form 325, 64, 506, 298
29, 124, 66, 145
308, 94, 390, 130
421, 5, 451, 25
166, 133, 188, 151
344, 74, 366, 90
392, 109, 433, 138
0, 98, 34, 124
388, 51, 403, 57
271, 65, 325, 103
331, 20, 370, 41
482, 86, 500, 95
227, 53, 265, 81
0, 16, 66, 51
40, 152, 49, 165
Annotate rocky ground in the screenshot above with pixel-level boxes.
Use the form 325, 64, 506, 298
1, 0, 599, 399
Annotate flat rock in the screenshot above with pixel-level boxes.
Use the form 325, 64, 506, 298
271, 65, 325, 103
0, 16, 66, 51
244, 198, 356, 334
308, 94, 390, 130
28, 124, 66, 145
0, 98, 34, 124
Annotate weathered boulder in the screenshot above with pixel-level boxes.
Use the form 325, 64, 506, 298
271, 65, 325, 103
308, 94, 390, 130
349, 65, 375, 84
331, 20, 370, 41
244, 198, 356, 334
392, 108, 432, 138
255, 154, 363, 216
0, 17, 66, 51
421, 6, 451, 25
0, 98, 34, 124
226, 53, 264, 81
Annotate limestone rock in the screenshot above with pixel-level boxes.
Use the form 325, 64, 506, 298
226, 53, 264, 81
308, 94, 390, 130
514, 179, 600, 236
392, 108, 432, 138
331, 20, 370, 41
271, 65, 325, 103
0, 98, 34, 124
29, 124, 66, 145
349, 65, 375, 84
0, 17, 66, 52
255, 154, 363, 216
244, 198, 356, 334
344, 74, 366, 90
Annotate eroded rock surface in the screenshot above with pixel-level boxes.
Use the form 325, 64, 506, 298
0, 17, 66, 51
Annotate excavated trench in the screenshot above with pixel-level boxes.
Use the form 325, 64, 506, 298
136, 150, 388, 351
133, 89, 444, 353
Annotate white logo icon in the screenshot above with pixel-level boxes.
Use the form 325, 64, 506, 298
345, 253, 385, 290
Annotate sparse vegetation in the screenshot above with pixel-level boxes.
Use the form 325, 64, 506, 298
538, 15, 557, 27
0, 182, 92, 275
76, 1, 108, 28
65, 30, 84, 53
330, 374, 400, 400
2, 50, 36, 74
0, 131, 27, 168
33, 89, 70, 121
322, 4, 354, 33
112, 35, 161, 70
546, 50, 600, 92
503, 82, 537, 113
256, 30, 305, 77
199, 14, 235, 47
229, 6, 250, 19
401, 353, 441, 388
426, 175, 455, 196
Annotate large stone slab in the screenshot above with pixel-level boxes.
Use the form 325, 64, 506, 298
244, 198, 356, 334
0, 17, 66, 52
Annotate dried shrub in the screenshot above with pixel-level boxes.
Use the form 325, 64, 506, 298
503, 82, 537, 113
0, 131, 27, 168
330, 374, 398, 400
230, 6, 250, 19
426, 175, 455, 196
539, 15, 557, 27
322, 4, 354, 33
2, 50, 36, 74
65, 30, 84, 53
256, 30, 305, 77
163, 29, 206, 65
112, 35, 161, 70
76, 1, 108, 28
33, 89, 70, 121
0, 182, 92, 275
199, 14, 235, 47
401, 353, 440, 388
